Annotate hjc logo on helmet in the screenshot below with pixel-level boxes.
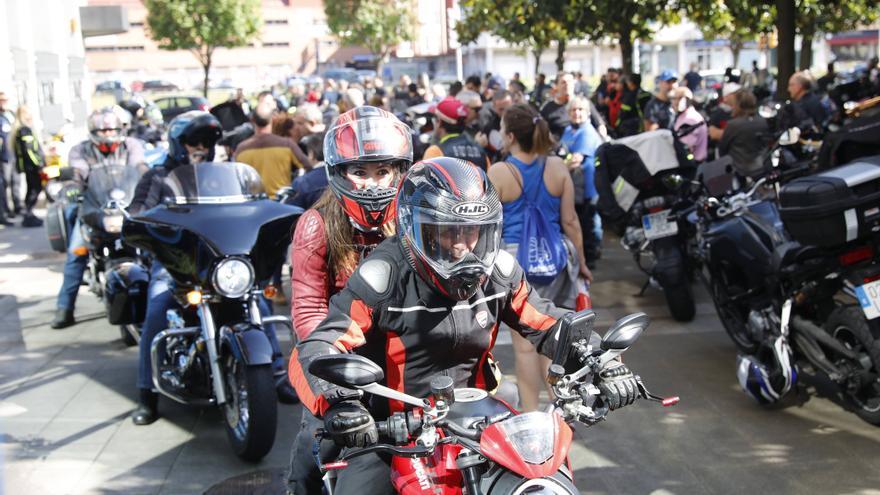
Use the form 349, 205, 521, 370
452, 202, 489, 217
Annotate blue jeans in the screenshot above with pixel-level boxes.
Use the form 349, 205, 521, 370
137, 262, 286, 390
56, 207, 88, 311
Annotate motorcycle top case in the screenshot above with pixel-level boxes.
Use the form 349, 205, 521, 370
779, 155, 880, 247
45, 201, 68, 253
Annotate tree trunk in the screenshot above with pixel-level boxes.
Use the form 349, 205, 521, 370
799, 31, 814, 71
555, 39, 566, 72
532, 46, 543, 79
619, 35, 633, 76
201, 49, 212, 99
774, 0, 797, 100
731, 41, 743, 69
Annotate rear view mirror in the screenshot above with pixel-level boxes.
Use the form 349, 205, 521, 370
601, 313, 649, 351
778, 127, 801, 146
758, 105, 778, 119
308, 353, 384, 388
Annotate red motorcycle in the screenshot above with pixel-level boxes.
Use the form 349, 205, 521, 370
308, 310, 679, 494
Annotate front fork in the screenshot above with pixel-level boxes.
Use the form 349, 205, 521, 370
198, 301, 228, 406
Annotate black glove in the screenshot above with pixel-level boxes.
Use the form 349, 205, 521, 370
596, 360, 641, 411
323, 400, 378, 448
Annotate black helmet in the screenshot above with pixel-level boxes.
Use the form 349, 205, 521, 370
167, 111, 222, 166
324, 106, 413, 230
397, 157, 503, 301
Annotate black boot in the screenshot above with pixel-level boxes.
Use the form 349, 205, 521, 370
50, 309, 75, 329
132, 389, 159, 425
21, 214, 43, 228
275, 375, 300, 405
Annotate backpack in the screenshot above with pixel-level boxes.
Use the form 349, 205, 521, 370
506, 159, 568, 285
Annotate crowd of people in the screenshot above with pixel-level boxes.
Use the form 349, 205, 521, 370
2, 55, 880, 493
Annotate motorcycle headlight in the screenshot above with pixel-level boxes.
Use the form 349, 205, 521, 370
495, 412, 556, 465
212, 258, 254, 298
102, 214, 124, 233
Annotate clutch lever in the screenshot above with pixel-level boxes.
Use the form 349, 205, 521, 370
637, 380, 679, 407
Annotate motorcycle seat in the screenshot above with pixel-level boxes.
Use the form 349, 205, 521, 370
771, 241, 822, 274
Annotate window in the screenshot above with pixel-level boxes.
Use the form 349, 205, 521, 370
263, 42, 290, 48
265, 19, 289, 25
130, 21, 144, 27
71, 80, 82, 100
85, 45, 145, 52
38, 81, 55, 105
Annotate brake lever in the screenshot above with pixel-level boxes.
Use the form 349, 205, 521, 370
636, 380, 679, 407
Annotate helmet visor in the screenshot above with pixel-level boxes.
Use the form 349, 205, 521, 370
324, 116, 413, 166
410, 218, 501, 278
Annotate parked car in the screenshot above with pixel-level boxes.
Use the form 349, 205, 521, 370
154, 95, 209, 122
322, 68, 359, 83
94, 80, 124, 94
142, 80, 180, 92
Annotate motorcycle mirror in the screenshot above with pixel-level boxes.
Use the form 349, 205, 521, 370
601, 313, 649, 351
308, 354, 385, 388
778, 127, 801, 146
58, 167, 75, 182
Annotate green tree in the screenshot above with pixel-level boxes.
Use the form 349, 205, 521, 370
324, 0, 415, 74
795, 0, 880, 71
145, 0, 261, 97
586, 0, 680, 75
680, 0, 773, 68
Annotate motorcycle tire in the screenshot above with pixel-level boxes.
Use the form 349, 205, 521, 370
481, 468, 580, 494
664, 283, 696, 322
222, 357, 277, 462
710, 277, 759, 354
120, 324, 139, 347
825, 306, 880, 426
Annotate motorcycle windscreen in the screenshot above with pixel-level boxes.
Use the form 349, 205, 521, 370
164, 162, 264, 204
80, 164, 143, 231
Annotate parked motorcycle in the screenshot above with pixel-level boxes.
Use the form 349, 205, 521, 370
307, 310, 678, 494
690, 154, 880, 425
596, 129, 697, 321
121, 162, 299, 460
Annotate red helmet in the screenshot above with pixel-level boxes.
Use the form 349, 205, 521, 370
324, 106, 413, 230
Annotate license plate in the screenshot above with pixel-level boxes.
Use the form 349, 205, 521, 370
642, 210, 678, 240
855, 280, 880, 320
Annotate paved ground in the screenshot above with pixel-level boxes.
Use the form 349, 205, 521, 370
1, 217, 880, 495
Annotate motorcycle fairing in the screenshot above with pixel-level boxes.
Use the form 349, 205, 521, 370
479, 412, 572, 480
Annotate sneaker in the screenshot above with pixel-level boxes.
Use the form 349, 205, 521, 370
21, 215, 43, 228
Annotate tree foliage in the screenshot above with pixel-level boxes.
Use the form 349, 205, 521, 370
680, 0, 773, 67
324, 0, 415, 72
145, 0, 261, 97
586, 0, 680, 74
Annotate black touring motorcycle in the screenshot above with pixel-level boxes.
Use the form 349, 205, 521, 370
122, 162, 300, 460
689, 153, 880, 425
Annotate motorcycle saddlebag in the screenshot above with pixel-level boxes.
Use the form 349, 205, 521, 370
779, 155, 880, 247
45, 201, 68, 253
104, 262, 149, 325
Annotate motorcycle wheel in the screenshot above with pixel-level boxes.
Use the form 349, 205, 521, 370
120, 324, 139, 347
664, 283, 696, 322
483, 469, 580, 494
222, 356, 277, 462
825, 306, 880, 426
710, 278, 758, 354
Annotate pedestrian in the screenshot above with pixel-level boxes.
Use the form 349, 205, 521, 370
487, 103, 592, 412
574, 71, 591, 97
422, 97, 490, 169
531, 73, 550, 107
0, 92, 21, 219
708, 82, 740, 148
12, 105, 44, 227
542, 72, 609, 144
234, 103, 311, 200
683, 63, 703, 92
644, 69, 678, 131
670, 87, 708, 162
719, 89, 769, 178
476, 89, 513, 162
289, 132, 328, 210
560, 97, 604, 267
616, 74, 648, 137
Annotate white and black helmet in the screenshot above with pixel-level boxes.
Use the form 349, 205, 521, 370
397, 157, 503, 301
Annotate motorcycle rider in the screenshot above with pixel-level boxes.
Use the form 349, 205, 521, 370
51, 108, 146, 329
285, 105, 413, 494
127, 110, 297, 426
288, 157, 641, 493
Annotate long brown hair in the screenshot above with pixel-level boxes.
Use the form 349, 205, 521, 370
313, 188, 395, 280
501, 103, 553, 155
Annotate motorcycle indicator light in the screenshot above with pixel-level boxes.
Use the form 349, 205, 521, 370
186, 290, 202, 306
72, 246, 89, 257
263, 285, 278, 299
662, 396, 680, 407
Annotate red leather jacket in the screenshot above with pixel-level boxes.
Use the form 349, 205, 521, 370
289, 208, 385, 340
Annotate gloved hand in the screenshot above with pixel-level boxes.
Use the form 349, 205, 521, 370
596, 360, 641, 411
323, 400, 378, 448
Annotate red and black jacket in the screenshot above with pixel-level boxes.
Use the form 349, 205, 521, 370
289, 235, 570, 420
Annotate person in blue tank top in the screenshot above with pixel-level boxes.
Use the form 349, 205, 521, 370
487, 103, 592, 412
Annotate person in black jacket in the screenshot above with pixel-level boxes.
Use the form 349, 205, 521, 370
12, 106, 44, 227
288, 157, 641, 494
